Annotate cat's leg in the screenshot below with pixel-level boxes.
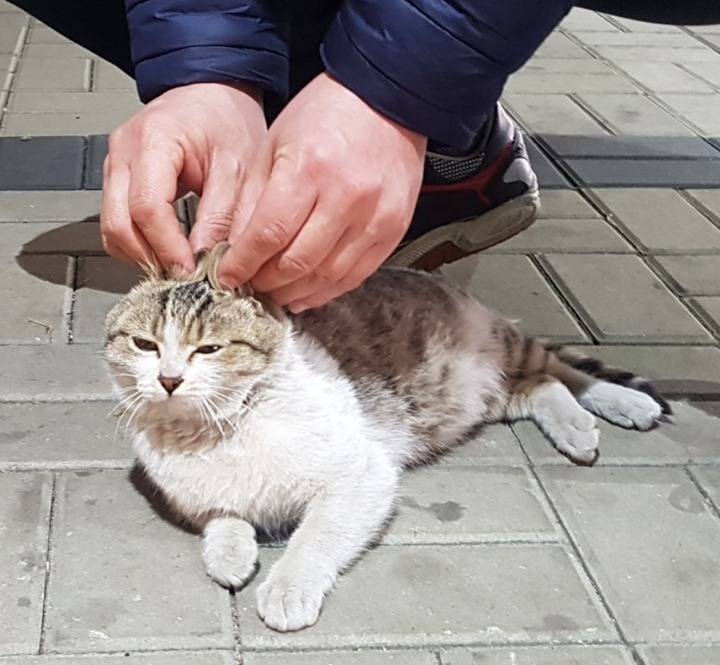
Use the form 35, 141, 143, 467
574, 380, 662, 431
508, 374, 600, 465
202, 516, 259, 589
256, 456, 398, 632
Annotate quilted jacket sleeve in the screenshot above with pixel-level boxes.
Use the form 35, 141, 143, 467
321, 0, 574, 149
125, 0, 289, 103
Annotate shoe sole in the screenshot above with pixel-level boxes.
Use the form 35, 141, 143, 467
386, 188, 540, 271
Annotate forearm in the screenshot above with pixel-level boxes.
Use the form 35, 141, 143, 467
125, 0, 289, 102
321, 0, 573, 149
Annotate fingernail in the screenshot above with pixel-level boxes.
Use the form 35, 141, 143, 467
288, 301, 309, 314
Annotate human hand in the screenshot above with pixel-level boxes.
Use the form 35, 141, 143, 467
218, 73, 427, 311
101, 82, 266, 272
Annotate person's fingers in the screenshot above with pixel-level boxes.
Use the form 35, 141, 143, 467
127, 145, 194, 271
288, 241, 396, 312
101, 156, 155, 267
267, 220, 377, 306
228, 146, 272, 244
218, 156, 317, 287
251, 200, 350, 293
189, 155, 242, 252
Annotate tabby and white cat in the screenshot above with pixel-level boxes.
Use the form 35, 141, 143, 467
104, 245, 668, 632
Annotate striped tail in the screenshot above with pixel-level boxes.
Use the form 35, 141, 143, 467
542, 343, 672, 416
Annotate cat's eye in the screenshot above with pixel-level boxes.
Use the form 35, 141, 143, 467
132, 337, 159, 353
194, 344, 223, 355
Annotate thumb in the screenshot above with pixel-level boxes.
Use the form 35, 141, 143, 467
228, 143, 273, 244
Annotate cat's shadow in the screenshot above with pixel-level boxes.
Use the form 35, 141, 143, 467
128, 462, 293, 545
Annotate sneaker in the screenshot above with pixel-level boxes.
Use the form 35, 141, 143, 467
387, 104, 539, 271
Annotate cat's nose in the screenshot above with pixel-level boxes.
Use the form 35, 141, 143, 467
159, 375, 184, 396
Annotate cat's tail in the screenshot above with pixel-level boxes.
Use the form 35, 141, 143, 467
541, 341, 672, 415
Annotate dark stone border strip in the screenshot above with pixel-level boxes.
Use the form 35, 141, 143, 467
0, 134, 719, 191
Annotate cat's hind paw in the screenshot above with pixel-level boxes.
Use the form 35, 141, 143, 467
202, 518, 258, 589
256, 574, 325, 632
579, 382, 663, 431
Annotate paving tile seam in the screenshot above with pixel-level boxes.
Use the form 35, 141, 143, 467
240, 637, 628, 653
685, 466, 720, 523
529, 253, 604, 343
676, 61, 720, 93
681, 189, 720, 226
685, 298, 720, 340
510, 426, 629, 646
0, 460, 135, 473
228, 590, 243, 665
636, 254, 720, 343
37, 472, 57, 656
536, 253, 718, 346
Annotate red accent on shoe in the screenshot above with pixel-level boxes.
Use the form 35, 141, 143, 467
420, 143, 515, 208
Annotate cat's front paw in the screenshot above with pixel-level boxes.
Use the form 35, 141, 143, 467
202, 518, 258, 589
256, 573, 326, 632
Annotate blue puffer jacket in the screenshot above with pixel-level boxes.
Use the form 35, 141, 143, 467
125, 0, 573, 149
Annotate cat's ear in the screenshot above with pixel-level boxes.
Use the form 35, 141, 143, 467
249, 292, 288, 324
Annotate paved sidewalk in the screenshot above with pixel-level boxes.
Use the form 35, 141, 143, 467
1, 3, 720, 664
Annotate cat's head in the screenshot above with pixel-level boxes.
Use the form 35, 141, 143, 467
104, 244, 287, 422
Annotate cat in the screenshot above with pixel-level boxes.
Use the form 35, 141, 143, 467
104, 244, 670, 632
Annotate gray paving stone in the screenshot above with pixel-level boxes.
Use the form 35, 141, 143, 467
525, 146, 572, 190
0, 655, 235, 665
504, 93, 609, 135
541, 254, 711, 344
5, 221, 104, 255
587, 345, 720, 396
441, 255, 589, 343
607, 17, 683, 33
541, 134, 720, 158
687, 189, 720, 223
613, 62, 713, 93
0, 402, 132, 471
540, 466, 720, 642
7, 91, 141, 114
521, 58, 614, 74
491, 218, 632, 254
590, 46, 720, 63
93, 61, 136, 92
441, 645, 635, 665
683, 61, 720, 88
435, 424, 526, 467
0, 15, 24, 48
0, 472, 51, 655
21, 42, 95, 59
536, 189, 601, 219
28, 24, 74, 43
637, 645, 720, 665
0, 253, 69, 344
0, 136, 84, 190
577, 93, 694, 135
2, 110, 134, 137
84, 133, 108, 189
566, 158, 720, 188
658, 94, 720, 134
245, 651, 436, 665
590, 189, 720, 252
514, 400, 720, 466
0, 0, 23, 11
13, 56, 91, 92
691, 465, 720, 510
560, 9, 619, 32
384, 466, 558, 545
533, 33, 591, 59
576, 32, 706, 48
237, 544, 615, 649
653, 256, 720, 296
525, 139, 573, 188
690, 296, 720, 335
74, 257, 142, 343
506, 71, 638, 95
45, 470, 234, 653
0, 344, 112, 401
0, 190, 101, 222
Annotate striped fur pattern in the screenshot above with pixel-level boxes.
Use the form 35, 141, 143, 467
104, 246, 668, 632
